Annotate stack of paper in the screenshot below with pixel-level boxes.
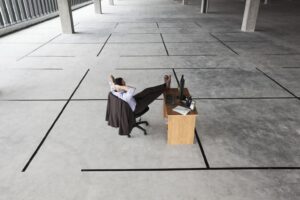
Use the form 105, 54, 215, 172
172, 106, 191, 115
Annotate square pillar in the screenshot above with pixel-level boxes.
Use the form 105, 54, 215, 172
94, 0, 102, 14
241, 0, 260, 32
182, 0, 188, 5
108, 0, 114, 6
200, 0, 208, 14
57, 0, 74, 34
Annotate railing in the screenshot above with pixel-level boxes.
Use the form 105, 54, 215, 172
0, 0, 92, 29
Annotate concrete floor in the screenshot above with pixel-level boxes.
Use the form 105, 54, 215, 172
0, 0, 300, 199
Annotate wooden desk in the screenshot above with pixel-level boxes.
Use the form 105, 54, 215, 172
163, 88, 198, 144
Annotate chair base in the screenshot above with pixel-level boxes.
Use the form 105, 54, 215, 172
128, 121, 149, 137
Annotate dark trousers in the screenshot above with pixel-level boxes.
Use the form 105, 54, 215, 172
134, 83, 166, 115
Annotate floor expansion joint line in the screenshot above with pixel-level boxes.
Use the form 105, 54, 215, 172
97, 33, 112, 56
209, 33, 239, 55
28, 55, 75, 58
256, 67, 299, 99
194, 22, 202, 28
114, 22, 119, 29
192, 97, 296, 100
22, 69, 90, 172
1, 99, 68, 102
195, 129, 210, 168
11, 68, 63, 71
160, 33, 169, 56
16, 33, 62, 61
81, 167, 300, 172
282, 67, 300, 69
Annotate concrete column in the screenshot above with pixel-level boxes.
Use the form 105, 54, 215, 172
108, 0, 114, 6
182, 0, 188, 5
200, 0, 209, 14
241, 0, 260, 32
57, 0, 74, 34
94, 0, 102, 14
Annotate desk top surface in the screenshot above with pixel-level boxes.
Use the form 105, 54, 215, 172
163, 88, 198, 116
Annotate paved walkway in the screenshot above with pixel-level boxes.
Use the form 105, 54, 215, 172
0, 0, 300, 199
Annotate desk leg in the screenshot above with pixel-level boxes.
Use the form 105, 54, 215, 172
168, 115, 196, 144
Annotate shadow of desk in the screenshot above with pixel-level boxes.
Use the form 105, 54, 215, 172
163, 88, 198, 144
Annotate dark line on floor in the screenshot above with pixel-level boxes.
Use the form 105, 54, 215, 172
0, 99, 109, 102
156, 22, 159, 28
11, 68, 63, 71
192, 97, 296, 100
108, 42, 163, 44
16, 33, 62, 61
50, 42, 103, 44
264, 53, 300, 56
81, 167, 300, 172
114, 22, 119, 29
120, 55, 168, 57
115, 67, 233, 70
194, 22, 202, 28
209, 33, 239, 55
22, 69, 90, 172
195, 129, 210, 168
1, 99, 67, 102
282, 67, 300, 69
27, 56, 75, 58
160, 33, 169, 56
120, 54, 218, 57
256, 67, 299, 99
164, 41, 220, 43
97, 33, 112, 56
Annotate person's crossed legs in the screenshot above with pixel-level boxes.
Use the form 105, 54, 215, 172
134, 75, 171, 115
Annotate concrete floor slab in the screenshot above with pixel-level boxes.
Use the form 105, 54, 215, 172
114, 27, 159, 34
162, 33, 217, 42
118, 55, 257, 70
174, 68, 292, 98
50, 33, 111, 44
212, 32, 267, 42
197, 99, 300, 167
74, 68, 174, 99
109, 33, 162, 43
0, 44, 42, 59
0, 69, 86, 100
0, 101, 64, 172
159, 27, 207, 34
3, 169, 299, 200
100, 43, 167, 57
7, 57, 92, 70
28, 101, 205, 169
250, 55, 300, 69
226, 41, 299, 55
116, 22, 158, 28
30, 43, 103, 57
158, 22, 200, 28
166, 42, 237, 56
0, 32, 60, 44
258, 67, 300, 97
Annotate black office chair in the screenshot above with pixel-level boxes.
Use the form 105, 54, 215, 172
130, 106, 150, 138
106, 92, 150, 138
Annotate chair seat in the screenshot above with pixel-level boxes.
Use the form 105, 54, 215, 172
135, 107, 149, 118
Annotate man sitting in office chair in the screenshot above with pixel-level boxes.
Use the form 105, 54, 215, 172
108, 74, 171, 115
